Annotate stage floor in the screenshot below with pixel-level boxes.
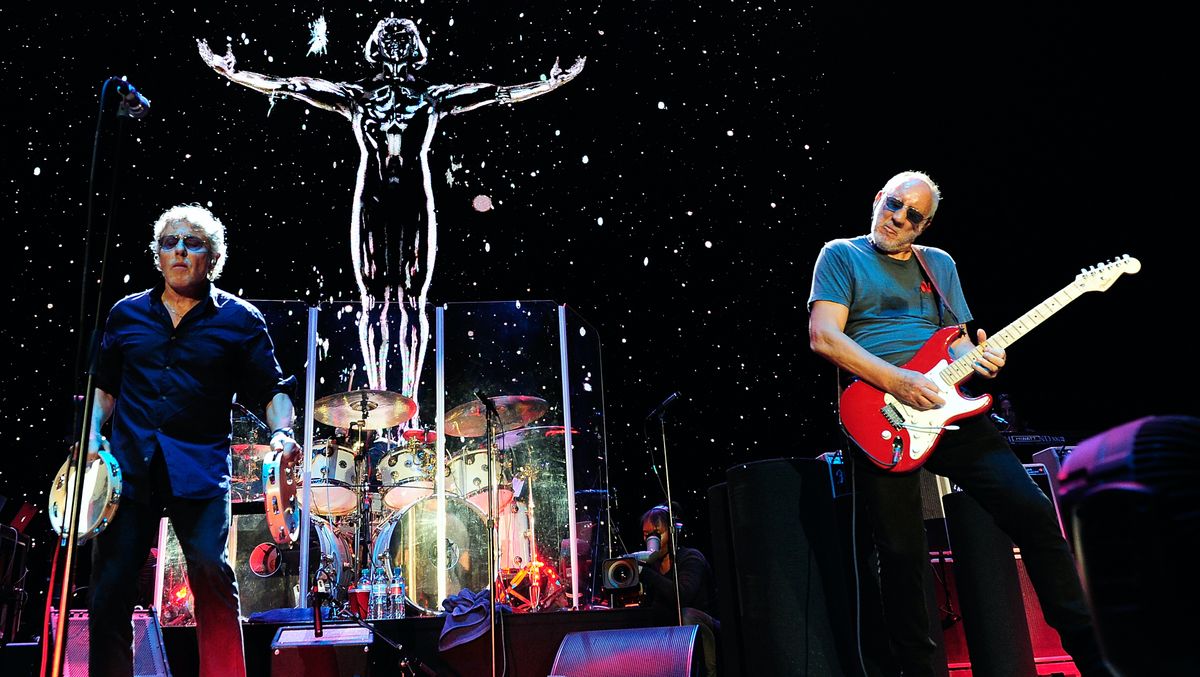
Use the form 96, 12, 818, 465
3, 606, 658, 677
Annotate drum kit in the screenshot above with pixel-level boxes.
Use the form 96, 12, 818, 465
251, 387, 559, 616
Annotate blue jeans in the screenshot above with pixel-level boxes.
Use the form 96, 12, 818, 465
89, 451, 246, 677
852, 416, 1107, 677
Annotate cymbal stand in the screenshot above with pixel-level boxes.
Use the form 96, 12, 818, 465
474, 391, 501, 677
349, 415, 374, 583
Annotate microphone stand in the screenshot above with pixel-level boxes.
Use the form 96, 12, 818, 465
474, 392, 500, 677
654, 410, 684, 627
50, 77, 141, 677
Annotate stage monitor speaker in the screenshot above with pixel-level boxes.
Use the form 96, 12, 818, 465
550, 625, 700, 677
48, 608, 171, 677
1058, 415, 1200, 676
270, 623, 371, 677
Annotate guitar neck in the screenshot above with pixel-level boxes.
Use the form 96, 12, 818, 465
939, 280, 1086, 386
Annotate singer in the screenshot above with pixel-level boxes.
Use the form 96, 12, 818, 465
82, 204, 299, 677
635, 504, 719, 677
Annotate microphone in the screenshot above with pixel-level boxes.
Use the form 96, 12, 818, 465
646, 391, 681, 419
114, 78, 150, 120
645, 534, 661, 553
475, 391, 500, 419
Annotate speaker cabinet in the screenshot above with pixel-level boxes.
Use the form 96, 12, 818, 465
711, 458, 853, 676
550, 625, 700, 677
48, 608, 171, 677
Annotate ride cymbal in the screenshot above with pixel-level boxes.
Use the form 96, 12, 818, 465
444, 395, 548, 438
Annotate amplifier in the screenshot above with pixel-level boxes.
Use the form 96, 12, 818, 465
48, 608, 171, 676
270, 623, 371, 677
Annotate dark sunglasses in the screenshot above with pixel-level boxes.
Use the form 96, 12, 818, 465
158, 234, 209, 253
883, 195, 928, 227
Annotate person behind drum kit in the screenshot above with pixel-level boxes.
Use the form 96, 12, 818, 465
82, 204, 300, 677
632, 504, 719, 677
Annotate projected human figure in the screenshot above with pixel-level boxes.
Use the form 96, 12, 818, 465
198, 18, 585, 410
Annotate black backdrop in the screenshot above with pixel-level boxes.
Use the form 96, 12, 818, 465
0, 1, 1183, 635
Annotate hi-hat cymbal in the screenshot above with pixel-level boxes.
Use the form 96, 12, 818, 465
314, 389, 418, 430
444, 396, 548, 438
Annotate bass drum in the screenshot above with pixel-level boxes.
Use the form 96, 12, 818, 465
372, 495, 490, 613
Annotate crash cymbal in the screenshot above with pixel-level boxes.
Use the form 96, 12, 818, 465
444, 396, 548, 438
314, 389, 418, 430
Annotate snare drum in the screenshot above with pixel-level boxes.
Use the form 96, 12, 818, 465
377, 447, 435, 512
308, 440, 360, 516
449, 448, 513, 514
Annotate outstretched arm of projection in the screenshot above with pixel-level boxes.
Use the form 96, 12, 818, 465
197, 38, 357, 118
438, 56, 587, 116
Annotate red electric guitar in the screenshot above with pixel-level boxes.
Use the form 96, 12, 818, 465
840, 255, 1141, 473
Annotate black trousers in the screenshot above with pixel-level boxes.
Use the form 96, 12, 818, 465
852, 416, 1108, 677
88, 452, 245, 677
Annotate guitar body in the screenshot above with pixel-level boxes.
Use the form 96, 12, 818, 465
836, 254, 1140, 474
840, 326, 992, 473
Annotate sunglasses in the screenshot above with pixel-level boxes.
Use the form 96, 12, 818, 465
883, 195, 928, 227
158, 234, 210, 253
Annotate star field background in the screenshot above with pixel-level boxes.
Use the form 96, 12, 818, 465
0, 1, 1184, 635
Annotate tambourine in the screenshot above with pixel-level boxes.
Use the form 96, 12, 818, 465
262, 446, 300, 545
48, 439, 122, 543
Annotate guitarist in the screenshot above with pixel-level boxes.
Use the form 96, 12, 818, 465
83, 204, 300, 677
807, 172, 1109, 676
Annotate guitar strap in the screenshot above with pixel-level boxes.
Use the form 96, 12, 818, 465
910, 245, 961, 329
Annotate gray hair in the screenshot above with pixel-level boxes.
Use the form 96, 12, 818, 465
149, 204, 227, 280
882, 170, 942, 220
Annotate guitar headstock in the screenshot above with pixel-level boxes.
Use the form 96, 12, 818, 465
1073, 254, 1141, 293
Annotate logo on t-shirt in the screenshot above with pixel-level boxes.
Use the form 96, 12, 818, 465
920, 280, 933, 295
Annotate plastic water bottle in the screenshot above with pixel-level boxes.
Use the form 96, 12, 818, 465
370, 566, 388, 618
388, 566, 405, 619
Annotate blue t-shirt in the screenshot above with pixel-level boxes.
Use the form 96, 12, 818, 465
808, 235, 972, 366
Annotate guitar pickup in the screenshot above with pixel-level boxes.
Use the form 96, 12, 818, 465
881, 404, 905, 428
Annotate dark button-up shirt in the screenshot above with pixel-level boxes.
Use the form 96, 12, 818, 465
96, 283, 295, 501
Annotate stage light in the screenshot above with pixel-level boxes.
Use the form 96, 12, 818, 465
1058, 415, 1199, 676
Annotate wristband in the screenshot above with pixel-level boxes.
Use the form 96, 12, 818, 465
270, 427, 295, 439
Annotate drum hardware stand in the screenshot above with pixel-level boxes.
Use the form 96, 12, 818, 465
348, 416, 377, 579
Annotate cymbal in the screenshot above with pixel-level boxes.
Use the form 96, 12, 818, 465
444, 396, 548, 438
314, 389, 418, 430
